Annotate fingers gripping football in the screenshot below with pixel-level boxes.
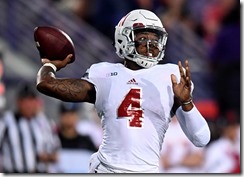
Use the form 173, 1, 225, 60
42, 54, 73, 71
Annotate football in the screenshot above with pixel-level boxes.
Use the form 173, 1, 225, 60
34, 26, 75, 63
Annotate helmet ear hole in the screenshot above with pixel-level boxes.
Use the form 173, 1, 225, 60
119, 49, 123, 55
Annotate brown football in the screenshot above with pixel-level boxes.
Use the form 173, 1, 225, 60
34, 26, 75, 63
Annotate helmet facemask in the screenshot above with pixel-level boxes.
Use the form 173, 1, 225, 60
129, 27, 168, 68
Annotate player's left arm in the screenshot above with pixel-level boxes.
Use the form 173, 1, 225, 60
171, 60, 211, 147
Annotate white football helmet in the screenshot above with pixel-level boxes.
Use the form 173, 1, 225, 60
114, 9, 168, 68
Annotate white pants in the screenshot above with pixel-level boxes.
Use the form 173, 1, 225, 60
88, 152, 159, 173
88, 152, 115, 173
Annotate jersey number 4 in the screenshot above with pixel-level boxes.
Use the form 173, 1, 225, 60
118, 88, 143, 128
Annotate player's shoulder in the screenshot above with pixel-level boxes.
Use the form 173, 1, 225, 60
88, 62, 122, 77
155, 63, 178, 69
153, 63, 179, 73
90, 62, 119, 69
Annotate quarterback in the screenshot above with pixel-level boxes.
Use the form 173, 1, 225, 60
36, 9, 210, 173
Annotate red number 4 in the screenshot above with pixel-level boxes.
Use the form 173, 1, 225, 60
117, 88, 143, 128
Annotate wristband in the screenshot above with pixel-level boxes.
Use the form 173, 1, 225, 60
181, 97, 193, 105
43, 63, 57, 72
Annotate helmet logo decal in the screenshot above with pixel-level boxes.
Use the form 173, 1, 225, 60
133, 23, 145, 28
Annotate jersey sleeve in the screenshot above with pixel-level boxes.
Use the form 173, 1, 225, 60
81, 62, 113, 112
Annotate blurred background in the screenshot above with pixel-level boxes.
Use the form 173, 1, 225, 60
0, 0, 241, 174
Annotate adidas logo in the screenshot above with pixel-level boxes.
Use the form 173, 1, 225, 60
127, 78, 138, 85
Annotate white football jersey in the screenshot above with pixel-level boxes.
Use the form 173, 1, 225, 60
82, 62, 182, 172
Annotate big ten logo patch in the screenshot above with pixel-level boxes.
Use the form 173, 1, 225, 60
106, 72, 118, 77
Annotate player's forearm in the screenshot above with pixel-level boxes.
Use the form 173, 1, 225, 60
36, 65, 93, 102
37, 65, 60, 99
176, 105, 211, 147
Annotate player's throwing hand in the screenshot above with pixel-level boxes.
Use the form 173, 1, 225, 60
41, 54, 73, 71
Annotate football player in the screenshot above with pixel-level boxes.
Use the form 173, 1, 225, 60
36, 9, 210, 173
